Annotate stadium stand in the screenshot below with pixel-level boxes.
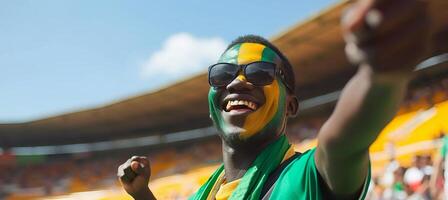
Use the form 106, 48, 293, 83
1, 78, 447, 199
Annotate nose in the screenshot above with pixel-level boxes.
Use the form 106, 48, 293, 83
226, 73, 254, 92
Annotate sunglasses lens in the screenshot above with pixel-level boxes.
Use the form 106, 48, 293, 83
209, 63, 238, 87
245, 62, 275, 86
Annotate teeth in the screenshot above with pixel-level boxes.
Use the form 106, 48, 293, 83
225, 100, 258, 111
248, 102, 255, 110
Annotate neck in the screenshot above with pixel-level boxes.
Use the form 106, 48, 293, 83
221, 135, 279, 182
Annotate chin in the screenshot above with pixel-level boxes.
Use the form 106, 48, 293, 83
219, 126, 250, 147
219, 127, 268, 147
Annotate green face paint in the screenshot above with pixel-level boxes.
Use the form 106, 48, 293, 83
208, 87, 225, 133
208, 42, 288, 142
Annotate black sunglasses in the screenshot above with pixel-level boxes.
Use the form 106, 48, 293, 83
208, 61, 289, 89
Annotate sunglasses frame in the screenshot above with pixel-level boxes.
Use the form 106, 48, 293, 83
208, 61, 290, 90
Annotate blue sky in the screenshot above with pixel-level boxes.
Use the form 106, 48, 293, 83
0, 0, 338, 122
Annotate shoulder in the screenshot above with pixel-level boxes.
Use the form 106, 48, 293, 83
271, 148, 371, 200
281, 148, 319, 184
289, 148, 316, 167
268, 148, 323, 199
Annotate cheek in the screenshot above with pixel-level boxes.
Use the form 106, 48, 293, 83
208, 88, 225, 131
240, 80, 283, 139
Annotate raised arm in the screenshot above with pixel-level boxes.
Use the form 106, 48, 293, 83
315, 0, 430, 197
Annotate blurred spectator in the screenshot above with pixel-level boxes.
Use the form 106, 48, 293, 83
383, 166, 408, 200
404, 155, 425, 191
431, 133, 448, 200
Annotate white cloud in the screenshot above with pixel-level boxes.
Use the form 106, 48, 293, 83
140, 33, 226, 79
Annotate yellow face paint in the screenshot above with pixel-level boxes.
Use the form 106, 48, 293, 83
237, 43, 265, 64
240, 79, 282, 139
236, 74, 246, 82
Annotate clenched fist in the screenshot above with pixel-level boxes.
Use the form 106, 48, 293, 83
118, 156, 156, 200
343, 0, 430, 74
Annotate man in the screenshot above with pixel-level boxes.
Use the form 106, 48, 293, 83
118, 0, 429, 199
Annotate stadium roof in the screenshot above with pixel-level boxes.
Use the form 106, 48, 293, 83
1, 0, 448, 147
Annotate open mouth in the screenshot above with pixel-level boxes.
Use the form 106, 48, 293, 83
224, 99, 258, 112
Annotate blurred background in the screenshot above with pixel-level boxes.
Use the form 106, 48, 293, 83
1, 0, 448, 199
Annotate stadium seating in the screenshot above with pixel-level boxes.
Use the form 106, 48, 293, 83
2, 78, 447, 200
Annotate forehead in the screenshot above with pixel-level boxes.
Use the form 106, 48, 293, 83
218, 43, 279, 65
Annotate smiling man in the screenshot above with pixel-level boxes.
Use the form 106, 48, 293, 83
118, 0, 430, 199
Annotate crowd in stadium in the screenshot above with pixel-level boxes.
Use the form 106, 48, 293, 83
367, 153, 439, 200
399, 78, 448, 114
1, 76, 447, 199
0, 153, 126, 198
0, 140, 223, 199
287, 76, 448, 144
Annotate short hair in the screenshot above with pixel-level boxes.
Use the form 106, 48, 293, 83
224, 35, 296, 93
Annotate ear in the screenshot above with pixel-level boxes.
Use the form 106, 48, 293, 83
286, 95, 299, 117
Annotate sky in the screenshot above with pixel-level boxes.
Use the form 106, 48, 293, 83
0, 0, 338, 123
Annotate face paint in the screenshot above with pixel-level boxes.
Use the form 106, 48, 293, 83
240, 79, 286, 139
209, 87, 225, 132
209, 42, 288, 141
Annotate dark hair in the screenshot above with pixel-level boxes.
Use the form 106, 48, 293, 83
225, 35, 295, 93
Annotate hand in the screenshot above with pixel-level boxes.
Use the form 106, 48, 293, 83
118, 156, 155, 200
342, 0, 430, 74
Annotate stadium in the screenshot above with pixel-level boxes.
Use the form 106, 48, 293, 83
1, 0, 448, 199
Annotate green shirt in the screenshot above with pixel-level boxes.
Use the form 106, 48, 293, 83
269, 148, 371, 200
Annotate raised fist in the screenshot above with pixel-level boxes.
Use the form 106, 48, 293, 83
342, 0, 430, 73
118, 156, 155, 200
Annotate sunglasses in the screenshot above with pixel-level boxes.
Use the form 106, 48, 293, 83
208, 61, 288, 89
